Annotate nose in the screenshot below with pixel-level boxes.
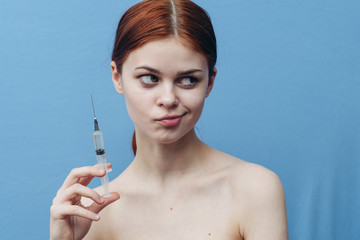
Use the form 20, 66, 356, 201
156, 83, 179, 109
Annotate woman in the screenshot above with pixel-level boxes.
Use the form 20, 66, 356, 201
50, 0, 288, 239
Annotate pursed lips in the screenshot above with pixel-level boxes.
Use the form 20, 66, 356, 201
156, 112, 187, 121
155, 113, 187, 127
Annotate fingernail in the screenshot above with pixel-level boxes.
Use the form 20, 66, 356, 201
94, 214, 100, 220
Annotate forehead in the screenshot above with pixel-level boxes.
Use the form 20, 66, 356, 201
123, 37, 208, 72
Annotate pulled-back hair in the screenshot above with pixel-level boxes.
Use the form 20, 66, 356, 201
111, 0, 217, 154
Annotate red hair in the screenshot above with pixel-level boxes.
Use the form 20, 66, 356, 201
111, 0, 217, 155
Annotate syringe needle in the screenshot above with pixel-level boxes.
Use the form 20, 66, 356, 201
90, 94, 96, 118
90, 94, 99, 131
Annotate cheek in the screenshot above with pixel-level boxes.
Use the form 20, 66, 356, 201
122, 84, 151, 124
123, 94, 140, 121
182, 91, 206, 115
126, 97, 146, 122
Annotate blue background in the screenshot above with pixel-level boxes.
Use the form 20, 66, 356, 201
1, 0, 359, 239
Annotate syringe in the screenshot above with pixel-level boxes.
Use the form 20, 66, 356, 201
91, 94, 111, 197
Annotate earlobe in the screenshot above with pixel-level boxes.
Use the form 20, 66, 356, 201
111, 61, 123, 95
206, 67, 217, 98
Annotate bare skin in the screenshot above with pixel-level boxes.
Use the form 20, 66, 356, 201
50, 37, 288, 240
85, 134, 288, 240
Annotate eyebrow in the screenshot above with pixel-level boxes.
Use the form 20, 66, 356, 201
135, 66, 203, 75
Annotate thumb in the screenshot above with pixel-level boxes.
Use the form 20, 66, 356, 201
88, 192, 120, 214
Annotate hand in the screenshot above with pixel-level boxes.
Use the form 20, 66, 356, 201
50, 164, 120, 240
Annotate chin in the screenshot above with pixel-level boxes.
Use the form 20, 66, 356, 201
154, 127, 195, 145
154, 134, 185, 145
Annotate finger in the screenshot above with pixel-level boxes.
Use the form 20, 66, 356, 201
87, 192, 120, 214
78, 163, 112, 187
55, 183, 104, 205
61, 165, 106, 190
50, 204, 100, 221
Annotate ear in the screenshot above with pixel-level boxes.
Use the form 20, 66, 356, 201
111, 61, 123, 95
206, 67, 217, 98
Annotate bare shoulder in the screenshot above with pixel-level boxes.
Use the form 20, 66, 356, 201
210, 148, 284, 195
229, 159, 284, 200
211, 149, 288, 239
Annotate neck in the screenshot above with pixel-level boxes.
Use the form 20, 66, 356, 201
129, 129, 209, 190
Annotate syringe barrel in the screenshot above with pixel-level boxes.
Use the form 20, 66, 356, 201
93, 130, 104, 152
93, 130, 107, 167
93, 130, 110, 195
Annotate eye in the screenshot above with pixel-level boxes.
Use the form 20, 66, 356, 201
139, 74, 158, 87
177, 77, 199, 88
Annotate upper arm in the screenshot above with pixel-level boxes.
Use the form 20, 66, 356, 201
235, 164, 288, 240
